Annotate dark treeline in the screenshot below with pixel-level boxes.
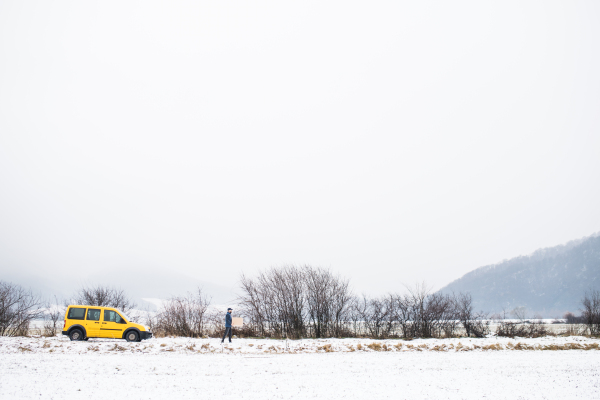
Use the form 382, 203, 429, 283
1, 265, 599, 338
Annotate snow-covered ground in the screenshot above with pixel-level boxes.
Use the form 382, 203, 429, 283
2, 336, 600, 399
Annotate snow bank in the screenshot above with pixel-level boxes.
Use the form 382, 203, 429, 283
1, 335, 598, 355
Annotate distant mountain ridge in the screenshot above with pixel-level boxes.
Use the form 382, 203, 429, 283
438, 233, 600, 318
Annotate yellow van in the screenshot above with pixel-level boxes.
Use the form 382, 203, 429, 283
62, 305, 152, 342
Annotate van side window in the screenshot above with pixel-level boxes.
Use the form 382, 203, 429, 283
68, 307, 86, 320
104, 310, 126, 324
87, 309, 101, 321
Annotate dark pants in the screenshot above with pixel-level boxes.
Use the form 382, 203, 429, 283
222, 327, 232, 342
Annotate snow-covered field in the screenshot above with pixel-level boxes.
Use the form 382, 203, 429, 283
2, 336, 600, 399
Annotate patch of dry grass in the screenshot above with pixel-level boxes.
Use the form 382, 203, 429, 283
481, 344, 502, 350
185, 343, 195, 351
318, 344, 334, 352
367, 343, 382, 351
110, 344, 128, 352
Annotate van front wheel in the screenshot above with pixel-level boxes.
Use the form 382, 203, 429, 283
69, 329, 83, 341
126, 331, 139, 342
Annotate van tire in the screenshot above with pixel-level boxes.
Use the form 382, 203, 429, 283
69, 329, 83, 341
125, 330, 139, 342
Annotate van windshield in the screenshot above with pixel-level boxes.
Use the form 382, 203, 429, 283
104, 310, 128, 324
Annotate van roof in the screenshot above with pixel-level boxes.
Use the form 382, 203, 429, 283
67, 305, 119, 311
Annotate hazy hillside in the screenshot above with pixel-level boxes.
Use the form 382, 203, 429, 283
438, 233, 600, 318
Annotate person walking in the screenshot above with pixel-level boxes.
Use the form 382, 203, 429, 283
221, 308, 233, 343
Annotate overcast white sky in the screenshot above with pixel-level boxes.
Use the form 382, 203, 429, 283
1, 1, 599, 297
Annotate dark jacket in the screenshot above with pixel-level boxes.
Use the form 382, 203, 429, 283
225, 312, 232, 328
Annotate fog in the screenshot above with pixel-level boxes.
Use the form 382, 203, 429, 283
1, 1, 599, 301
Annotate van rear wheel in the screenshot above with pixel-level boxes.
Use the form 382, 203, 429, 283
126, 331, 139, 342
69, 329, 83, 341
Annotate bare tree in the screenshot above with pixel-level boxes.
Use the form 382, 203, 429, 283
238, 273, 269, 337
352, 294, 397, 339
0, 281, 44, 336
153, 288, 211, 337
70, 285, 136, 314
582, 289, 600, 336
305, 266, 353, 338
455, 292, 489, 338
511, 306, 527, 322
43, 296, 65, 337
266, 265, 306, 338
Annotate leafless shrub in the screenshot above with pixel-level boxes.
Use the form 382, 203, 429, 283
0, 281, 44, 336
495, 308, 548, 338
70, 285, 136, 314
153, 289, 211, 338
42, 296, 64, 337
455, 292, 490, 338
582, 289, 600, 336
352, 294, 397, 338
143, 308, 158, 335
396, 284, 458, 338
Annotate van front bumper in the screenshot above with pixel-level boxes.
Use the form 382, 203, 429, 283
61, 331, 68, 336
140, 331, 153, 340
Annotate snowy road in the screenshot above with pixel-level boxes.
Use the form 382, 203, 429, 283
2, 345, 600, 399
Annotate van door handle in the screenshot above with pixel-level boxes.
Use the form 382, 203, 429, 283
94, 322, 99, 324
102, 322, 107, 324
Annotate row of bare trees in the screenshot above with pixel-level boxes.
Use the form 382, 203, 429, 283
237, 266, 491, 339
2, 275, 600, 339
